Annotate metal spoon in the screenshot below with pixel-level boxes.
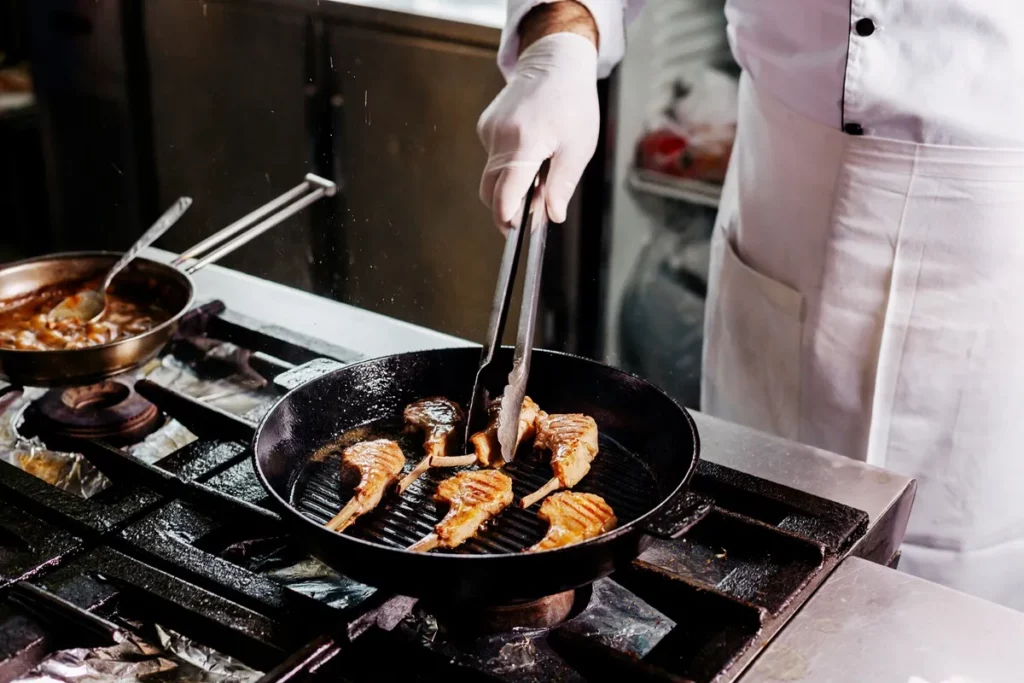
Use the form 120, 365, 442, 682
49, 197, 193, 324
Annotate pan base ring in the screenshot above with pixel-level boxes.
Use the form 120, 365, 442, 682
425, 588, 586, 634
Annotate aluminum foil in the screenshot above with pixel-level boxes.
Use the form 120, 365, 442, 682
397, 609, 576, 683
0, 386, 109, 498
262, 556, 376, 609
12, 624, 262, 683
219, 535, 376, 610
143, 351, 272, 418
0, 345, 276, 499
393, 579, 674, 683
557, 578, 675, 655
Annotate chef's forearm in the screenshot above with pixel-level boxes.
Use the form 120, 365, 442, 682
498, 1, 643, 80
519, 2, 598, 53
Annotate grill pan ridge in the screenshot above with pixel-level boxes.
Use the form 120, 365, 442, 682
292, 423, 661, 555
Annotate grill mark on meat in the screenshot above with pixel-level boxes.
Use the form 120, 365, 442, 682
326, 439, 406, 532
528, 491, 617, 552
409, 470, 514, 552
520, 412, 600, 508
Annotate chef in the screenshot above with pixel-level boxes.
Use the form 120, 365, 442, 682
477, 0, 1024, 609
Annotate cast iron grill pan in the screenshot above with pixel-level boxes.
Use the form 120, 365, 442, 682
253, 347, 704, 602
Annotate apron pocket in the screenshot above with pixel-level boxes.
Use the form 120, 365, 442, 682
703, 226, 805, 440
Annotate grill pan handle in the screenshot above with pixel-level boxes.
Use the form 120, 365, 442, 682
170, 173, 337, 275
641, 490, 714, 540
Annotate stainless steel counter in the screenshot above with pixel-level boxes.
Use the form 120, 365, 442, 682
744, 557, 1024, 683
694, 411, 915, 565
694, 412, 905, 525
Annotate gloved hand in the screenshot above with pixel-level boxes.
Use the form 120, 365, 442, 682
477, 32, 599, 228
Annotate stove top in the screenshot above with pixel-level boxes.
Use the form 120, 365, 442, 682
0, 300, 874, 683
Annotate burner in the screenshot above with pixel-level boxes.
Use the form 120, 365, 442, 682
23, 381, 163, 446
426, 589, 587, 634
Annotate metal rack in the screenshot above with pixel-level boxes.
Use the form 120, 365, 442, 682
628, 169, 722, 209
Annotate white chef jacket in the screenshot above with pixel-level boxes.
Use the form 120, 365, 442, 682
500, 0, 1024, 147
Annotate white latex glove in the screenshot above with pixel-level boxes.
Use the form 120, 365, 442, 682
477, 32, 599, 228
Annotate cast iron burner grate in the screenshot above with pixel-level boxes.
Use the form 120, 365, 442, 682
0, 299, 874, 683
19, 380, 163, 447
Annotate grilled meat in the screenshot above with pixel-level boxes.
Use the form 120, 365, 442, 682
528, 492, 617, 552
521, 412, 600, 508
326, 439, 406, 532
404, 397, 464, 459
536, 412, 599, 486
409, 470, 514, 552
398, 397, 465, 493
471, 395, 541, 467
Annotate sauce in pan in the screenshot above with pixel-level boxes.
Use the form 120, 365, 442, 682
0, 280, 171, 351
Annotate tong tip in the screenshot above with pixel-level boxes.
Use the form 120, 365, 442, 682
496, 386, 524, 463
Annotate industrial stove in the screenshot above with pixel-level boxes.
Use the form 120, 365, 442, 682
0, 254, 1017, 683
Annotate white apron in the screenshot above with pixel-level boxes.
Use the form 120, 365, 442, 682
702, 73, 1024, 609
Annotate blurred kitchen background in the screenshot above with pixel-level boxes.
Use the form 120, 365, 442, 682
0, 0, 735, 409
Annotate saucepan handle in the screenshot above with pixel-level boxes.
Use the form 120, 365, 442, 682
640, 489, 714, 540
170, 173, 337, 275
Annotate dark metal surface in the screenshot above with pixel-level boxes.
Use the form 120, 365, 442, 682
256, 634, 341, 683
253, 346, 703, 602
76, 440, 278, 526
548, 628, 693, 683
7, 582, 125, 644
627, 460, 871, 683
0, 450, 162, 537
171, 300, 363, 370
0, 503, 83, 591
0, 301, 880, 683
134, 379, 256, 442
0, 602, 50, 683
207, 308, 365, 367
21, 381, 162, 446
689, 461, 868, 553
33, 548, 297, 672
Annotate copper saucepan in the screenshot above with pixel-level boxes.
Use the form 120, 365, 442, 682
0, 174, 336, 387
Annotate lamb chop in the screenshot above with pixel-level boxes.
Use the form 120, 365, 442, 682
397, 397, 464, 493
408, 470, 514, 552
326, 439, 406, 532
431, 394, 542, 469
520, 412, 599, 508
471, 395, 541, 467
527, 492, 617, 552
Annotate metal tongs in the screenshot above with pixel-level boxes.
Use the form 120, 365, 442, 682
465, 160, 551, 463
